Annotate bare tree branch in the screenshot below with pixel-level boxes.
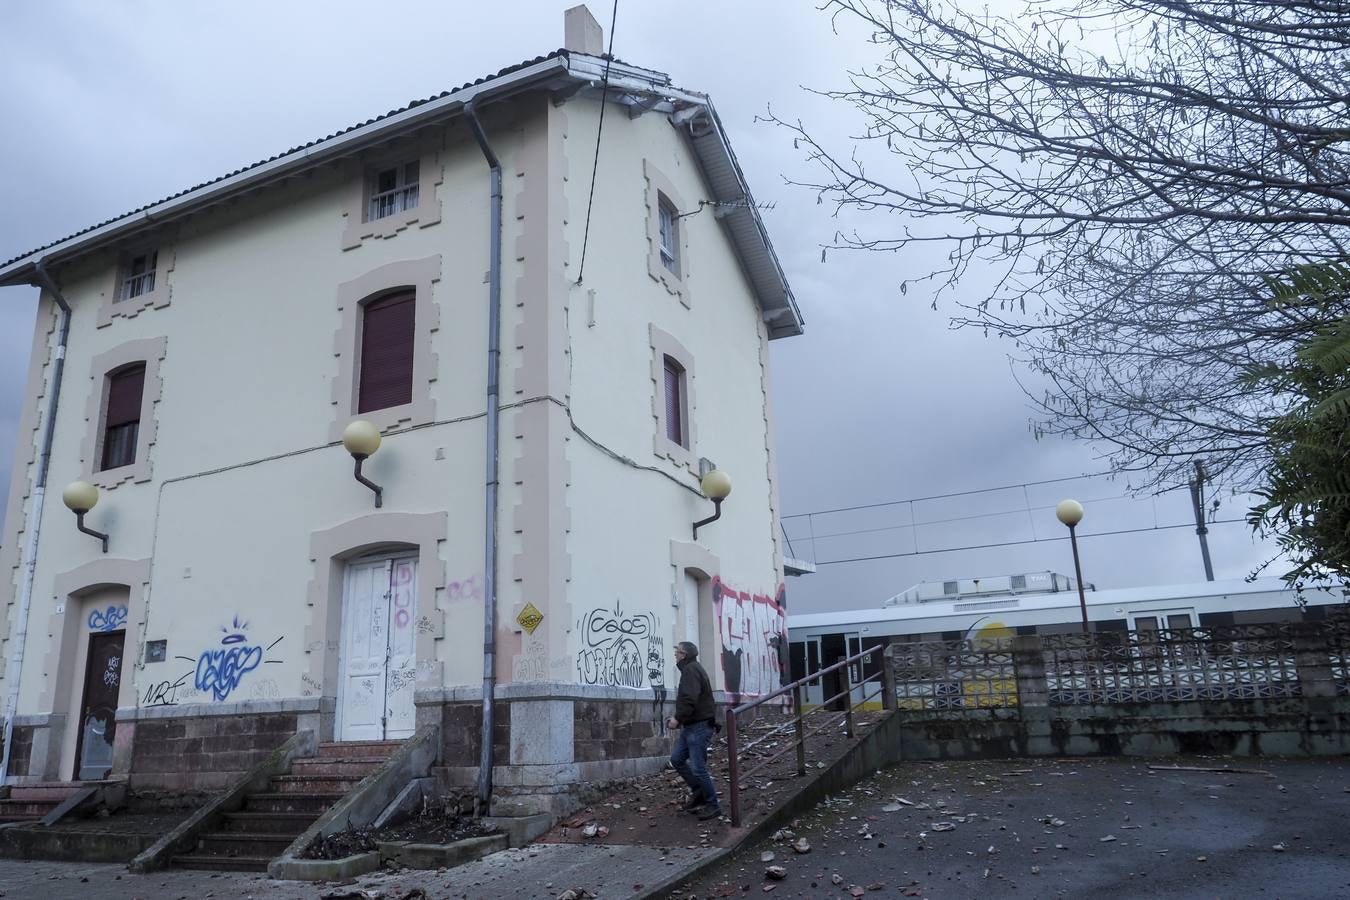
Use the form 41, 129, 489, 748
774, 0, 1350, 491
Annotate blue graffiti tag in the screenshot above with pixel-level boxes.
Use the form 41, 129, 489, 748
87, 605, 128, 632
194, 645, 263, 701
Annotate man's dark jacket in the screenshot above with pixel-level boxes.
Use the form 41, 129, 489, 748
674, 654, 716, 725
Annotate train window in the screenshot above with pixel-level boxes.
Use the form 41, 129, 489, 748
1129, 609, 1197, 633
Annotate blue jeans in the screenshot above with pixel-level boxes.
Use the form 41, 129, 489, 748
670, 719, 717, 808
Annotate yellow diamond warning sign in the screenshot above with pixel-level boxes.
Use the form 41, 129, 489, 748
516, 602, 544, 635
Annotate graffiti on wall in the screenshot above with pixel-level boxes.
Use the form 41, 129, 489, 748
148, 616, 285, 706
648, 635, 667, 735
143, 672, 191, 707
447, 574, 483, 602
713, 579, 788, 704
87, 605, 127, 632
576, 601, 659, 688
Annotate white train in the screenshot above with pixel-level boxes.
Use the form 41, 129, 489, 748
785, 576, 1347, 707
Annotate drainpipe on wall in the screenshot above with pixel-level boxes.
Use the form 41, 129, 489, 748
464, 100, 502, 815
0, 260, 73, 783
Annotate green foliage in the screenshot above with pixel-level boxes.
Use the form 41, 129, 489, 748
1249, 262, 1350, 590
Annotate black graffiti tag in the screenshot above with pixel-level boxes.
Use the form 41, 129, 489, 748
576, 602, 657, 688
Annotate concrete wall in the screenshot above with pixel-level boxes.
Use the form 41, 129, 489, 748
893, 698, 1350, 760
885, 625, 1350, 761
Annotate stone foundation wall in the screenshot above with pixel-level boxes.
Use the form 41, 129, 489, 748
419, 683, 701, 817
573, 698, 669, 762
126, 711, 301, 791
436, 701, 511, 768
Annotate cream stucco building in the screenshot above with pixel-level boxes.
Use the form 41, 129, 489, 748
0, 9, 803, 815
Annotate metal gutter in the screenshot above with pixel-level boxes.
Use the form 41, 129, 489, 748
463, 101, 502, 815
0, 261, 72, 783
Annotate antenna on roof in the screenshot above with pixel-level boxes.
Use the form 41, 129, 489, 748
676, 198, 777, 221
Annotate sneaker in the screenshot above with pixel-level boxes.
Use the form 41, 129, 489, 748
681, 795, 705, 812
696, 804, 723, 821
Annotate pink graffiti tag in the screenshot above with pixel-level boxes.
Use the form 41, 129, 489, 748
712, 578, 788, 702
392, 560, 415, 629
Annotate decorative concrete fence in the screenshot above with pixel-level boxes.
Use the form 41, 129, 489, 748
883, 620, 1350, 759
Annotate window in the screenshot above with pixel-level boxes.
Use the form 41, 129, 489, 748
644, 160, 690, 306
330, 257, 439, 440
663, 356, 686, 447
81, 338, 165, 488
658, 198, 679, 274
369, 161, 420, 221
99, 248, 173, 327
943, 580, 959, 596
1011, 574, 1027, 590
118, 252, 157, 302
649, 325, 697, 469
101, 364, 145, 471
358, 291, 415, 414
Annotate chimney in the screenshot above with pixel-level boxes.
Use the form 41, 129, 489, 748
564, 5, 604, 55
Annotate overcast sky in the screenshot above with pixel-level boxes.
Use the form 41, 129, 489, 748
0, 1, 1283, 615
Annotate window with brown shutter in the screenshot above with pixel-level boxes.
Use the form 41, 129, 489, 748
101, 363, 145, 471
663, 355, 685, 447
358, 291, 416, 413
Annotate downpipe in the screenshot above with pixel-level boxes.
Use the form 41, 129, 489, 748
0, 260, 72, 783
465, 100, 502, 815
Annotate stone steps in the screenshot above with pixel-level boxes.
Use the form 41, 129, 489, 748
193, 831, 294, 857
219, 811, 318, 833
316, 740, 402, 759
172, 740, 402, 872
171, 852, 275, 871
289, 757, 386, 778
0, 782, 90, 824
241, 791, 346, 814
0, 800, 51, 823
8, 784, 83, 802
270, 774, 368, 794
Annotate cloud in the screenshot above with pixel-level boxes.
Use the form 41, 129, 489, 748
0, 1, 1282, 608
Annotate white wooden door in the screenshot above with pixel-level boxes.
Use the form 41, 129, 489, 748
683, 573, 701, 647
384, 557, 417, 739
338, 556, 417, 742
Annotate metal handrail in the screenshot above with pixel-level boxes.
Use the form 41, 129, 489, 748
736, 673, 885, 784
723, 643, 885, 827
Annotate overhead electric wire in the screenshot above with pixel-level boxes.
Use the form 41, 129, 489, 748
573, 0, 619, 286
797, 491, 1143, 543
812, 516, 1249, 566
780, 470, 1121, 521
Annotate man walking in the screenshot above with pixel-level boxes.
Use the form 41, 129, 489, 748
667, 641, 721, 820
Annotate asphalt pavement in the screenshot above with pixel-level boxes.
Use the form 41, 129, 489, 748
669, 756, 1350, 899
2, 755, 1347, 899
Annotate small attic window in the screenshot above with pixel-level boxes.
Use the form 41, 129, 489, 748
369, 161, 420, 221
118, 251, 157, 302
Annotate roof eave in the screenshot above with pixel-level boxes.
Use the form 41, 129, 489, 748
2, 51, 806, 341
0, 55, 572, 288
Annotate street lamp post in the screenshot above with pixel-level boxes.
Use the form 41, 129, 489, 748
1055, 499, 1090, 633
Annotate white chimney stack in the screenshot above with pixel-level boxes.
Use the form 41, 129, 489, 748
564, 5, 604, 55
